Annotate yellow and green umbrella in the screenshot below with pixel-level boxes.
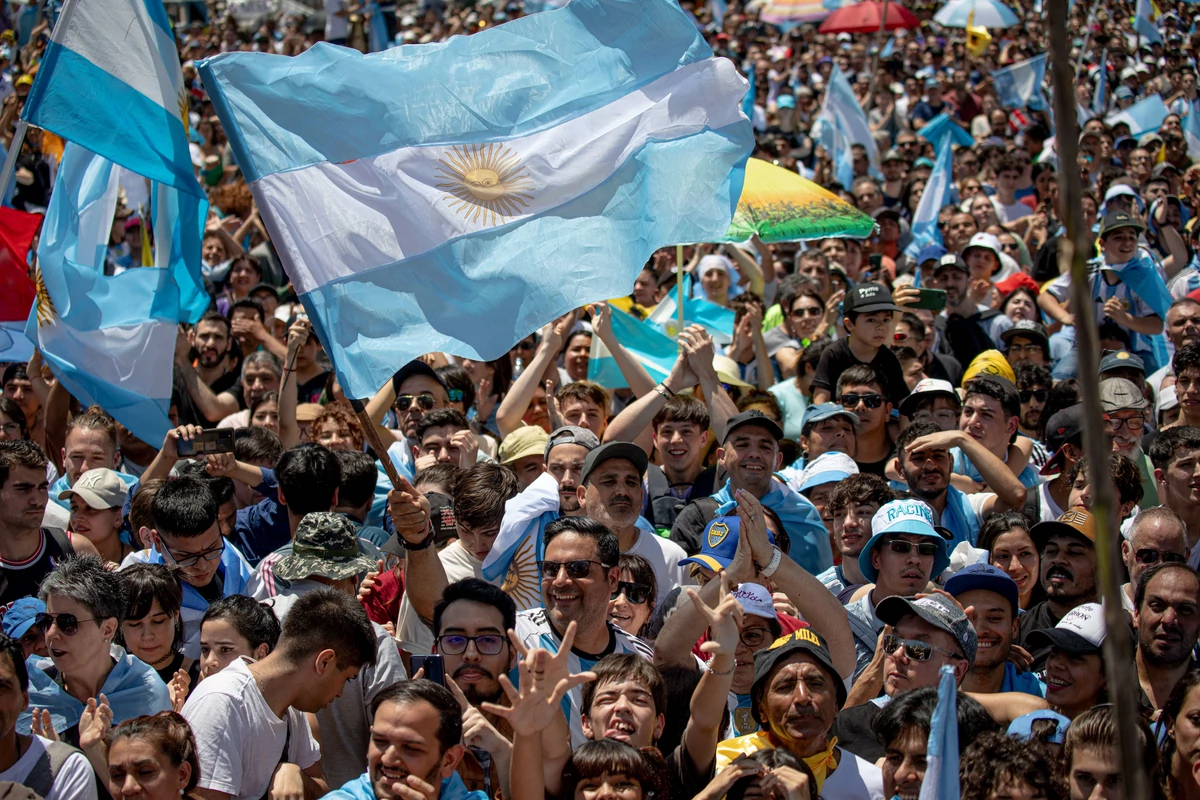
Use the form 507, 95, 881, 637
723, 158, 876, 243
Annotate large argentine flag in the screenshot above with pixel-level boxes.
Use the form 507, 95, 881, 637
198, 0, 752, 401
588, 303, 677, 389
24, 0, 199, 195
648, 292, 736, 344
25, 144, 209, 446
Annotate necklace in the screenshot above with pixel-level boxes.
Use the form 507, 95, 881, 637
146, 650, 176, 669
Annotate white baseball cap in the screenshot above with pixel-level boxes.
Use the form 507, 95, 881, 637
1027, 602, 1106, 655
731, 583, 778, 621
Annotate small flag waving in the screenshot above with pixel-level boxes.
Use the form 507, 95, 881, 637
1106, 93, 1169, 137
812, 64, 881, 189
991, 54, 1048, 110
905, 115, 973, 259
1185, 101, 1200, 159
24, 0, 201, 195
919, 665, 961, 800
648, 292, 736, 344
1135, 0, 1163, 44
199, 0, 752, 401
589, 304, 678, 389
1092, 53, 1108, 117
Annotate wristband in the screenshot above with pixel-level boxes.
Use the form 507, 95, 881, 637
400, 523, 435, 551
704, 658, 735, 677
760, 546, 783, 578
653, 383, 674, 401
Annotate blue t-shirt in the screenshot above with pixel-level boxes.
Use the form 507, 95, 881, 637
1002, 662, 1047, 697
952, 447, 1042, 490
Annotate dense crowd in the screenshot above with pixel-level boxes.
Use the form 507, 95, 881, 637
2, 0, 1200, 798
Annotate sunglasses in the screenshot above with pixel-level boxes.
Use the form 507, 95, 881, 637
613, 581, 652, 605
34, 612, 95, 636
887, 540, 940, 556
436, 634, 507, 655
790, 306, 823, 318
1019, 389, 1049, 403
1134, 548, 1187, 566
883, 634, 964, 662
538, 559, 610, 580
447, 389, 464, 403
840, 393, 884, 409
396, 393, 436, 411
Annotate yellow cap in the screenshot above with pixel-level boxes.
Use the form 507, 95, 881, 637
962, 349, 1015, 385
499, 425, 550, 463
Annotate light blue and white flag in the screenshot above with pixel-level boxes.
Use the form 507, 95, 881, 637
812, 65, 880, 189
588, 303, 677, 389
1186, 100, 1200, 159
1135, 0, 1163, 44
648, 291, 736, 344
25, 144, 209, 446
1092, 53, 1108, 117
481, 471, 560, 611
991, 54, 1047, 110
918, 665, 961, 800
905, 114, 970, 258
880, 37, 895, 58
24, 0, 201, 195
710, 0, 728, 28
1106, 93, 1168, 136
199, 0, 751, 401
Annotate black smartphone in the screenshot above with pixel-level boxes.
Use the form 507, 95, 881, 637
913, 288, 948, 311
412, 654, 445, 686
176, 428, 235, 457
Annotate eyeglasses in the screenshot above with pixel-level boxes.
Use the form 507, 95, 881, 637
447, 389, 464, 403
739, 627, 771, 648
883, 634, 964, 662
538, 560, 610, 580
887, 540, 940, 556
163, 538, 225, 568
34, 613, 95, 636
1109, 415, 1145, 432
840, 393, 884, 409
396, 393, 436, 411
612, 581, 652, 605
1019, 389, 1049, 403
436, 634, 507, 655
789, 306, 823, 318
1134, 548, 1187, 566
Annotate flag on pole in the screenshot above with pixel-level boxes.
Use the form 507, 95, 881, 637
25, 144, 209, 446
990, 54, 1048, 110
1185, 100, 1200, 159
647, 291, 736, 344
812, 65, 881, 189
1135, 0, 1163, 44
1092, 52, 1108, 117
1106, 93, 1169, 136
918, 665, 961, 800
588, 303, 678, 389
905, 115, 973, 258
198, 0, 752, 402
23, 0, 202, 196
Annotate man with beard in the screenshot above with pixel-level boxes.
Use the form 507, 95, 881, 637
578, 442, 690, 594
1134, 562, 1200, 714
934, 254, 1002, 369
431, 579, 518, 798
173, 312, 242, 428
372, 360, 453, 479
1101, 377, 1158, 505
1150, 426, 1200, 564
1016, 508, 1099, 666
326, 680, 487, 800
946, 564, 1045, 695
1120, 506, 1188, 611
1148, 299, 1200, 396
1013, 362, 1051, 448
891, 421, 1026, 547
546, 426, 599, 516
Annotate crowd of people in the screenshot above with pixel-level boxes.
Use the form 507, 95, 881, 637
2, 0, 1200, 797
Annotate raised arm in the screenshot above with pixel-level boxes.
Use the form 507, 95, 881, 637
386, 478, 442, 625
589, 302, 657, 398
277, 320, 306, 449
173, 328, 240, 423
909, 430, 1026, 514
682, 327, 739, 442
602, 334, 698, 448
681, 579, 743, 777
497, 314, 571, 438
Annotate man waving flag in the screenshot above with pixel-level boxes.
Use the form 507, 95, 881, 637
199, 0, 752, 401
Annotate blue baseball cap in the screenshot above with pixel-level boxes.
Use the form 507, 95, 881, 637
916, 245, 947, 265
796, 451, 858, 493
944, 563, 1020, 615
800, 402, 859, 433
858, 499, 950, 583
679, 515, 776, 573
914, 156, 935, 169
1007, 710, 1071, 743
2, 597, 45, 639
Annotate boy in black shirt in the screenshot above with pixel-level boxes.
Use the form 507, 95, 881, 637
811, 283, 908, 408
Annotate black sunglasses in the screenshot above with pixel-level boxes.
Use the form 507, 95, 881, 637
436, 634, 507, 655
887, 540, 939, 556
1019, 389, 1049, 403
883, 634, 964, 662
1135, 548, 1187, 566
34, 612, 94, 636
612, 581, 652, 605
538, 559, 610, 580
840, 393, 884, 409
396, 393, 436, 411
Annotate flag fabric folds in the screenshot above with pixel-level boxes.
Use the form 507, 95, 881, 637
991, 54, 1048, 110
812, 65, 881, 189
918, 666, 961, 800
1106, 93, 1169, 136
1092, 53, 1108, 117
904, 115, 973, 258
648, 292, 736, 344
481, 471, 560, 611
23, 0, 201, 196
1185, 101, 1200, 159
1135, 0, 1163, 44
199, 0, 752, 401
588, 304, 678, 389
25, 144, 209, 446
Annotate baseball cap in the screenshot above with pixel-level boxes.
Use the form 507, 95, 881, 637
1000, 320, 1049, 352
872, 206, 902, 223
1008, 710, 1071, 743
916, 245, 947, 266
724, 410, 784, 443
581, 441, 649, 484
1098, 211, 1146, 238
1030, 507, 1097, 549
1, 597, 44, 639
392, 359, 450, 396
751, 627, 847, 714
1040, 404, 1085, 475
58, 468, 127, 509
925, 77, 941, 89
545, 425, 600, 457
800, 402, 859, 432
1099, 377, 1148, 411
1098, 350, 1145, 377
1100, 184, 1146, 215
1114, 85, 1134, 99
1026, 602, 1106, 655
275, 512, 378, 582
844, 282, 902, 315
776, 94, 796, 109
914, 157, 935, 169
1138, 131, 1164, 148
945, 563, 1020, 615
898, 378, 959, 418
796, 451, 858, 493
963, 232, 1004, 272
933, 253, 969, 275
679, 515, 777, 572
859, 499, 951, 583
1158, 384, 1179, 417
882, 148, 905, 163
1153, 162, 1181, 178
731, 583, 778, 621
876, 593, 978, 667
499, 425, 549, 464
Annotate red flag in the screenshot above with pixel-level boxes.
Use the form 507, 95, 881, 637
0, 207, 43, 323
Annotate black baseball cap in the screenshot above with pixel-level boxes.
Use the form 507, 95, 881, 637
933, 253, 969, 275
1098, 211, 1146, 238
1000, 320, 1049, 349
723, 410, 784, 443
844, 282, 902, 315
391, 359, 449, 396
581, 441, 649, 484
751, 628, 846, 717
1040, 404, 1085, 476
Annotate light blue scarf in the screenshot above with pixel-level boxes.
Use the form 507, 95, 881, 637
713, 478, 832, 574
939, 485, 982, 548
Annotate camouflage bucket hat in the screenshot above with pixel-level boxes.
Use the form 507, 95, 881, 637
275, 512, 378, 582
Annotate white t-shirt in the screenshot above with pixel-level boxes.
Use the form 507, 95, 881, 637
0, 735, 97, 800
995, 198, 1031, 224
821, 749, 885, 800
182, 658, 320, 799
396, 540, 484, 655
218, 409, 251, 429
626, 527, 693, 596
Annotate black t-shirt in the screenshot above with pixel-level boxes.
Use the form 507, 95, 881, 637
669, 498, 721, 556
855, 448, 894, 478
0, 529, 74, 610
172, 369, 241, 428
811, 338, 909, 408
665, 742, 712, 800
1015, 600, 1062, 671
297, 371, 329, 404
830, 701, 884, 763
645, 465, 718, 531
942, 313, 997, 373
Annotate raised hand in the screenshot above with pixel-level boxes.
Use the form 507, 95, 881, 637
30, 708, 58, 741
688, 574, 744, 660
481, 625, 596, 738
168, 670, 191, 713
387, 476, 432, 545
735, 488, 774, 566
358, 560, 385, 602
163, 424, 205, 462
448, 676, 512, 755
451, 429, 479, 468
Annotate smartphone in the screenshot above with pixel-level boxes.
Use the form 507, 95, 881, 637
176, 428, 235, 457
912, 288, 947, 311
411, 654, 445, 686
